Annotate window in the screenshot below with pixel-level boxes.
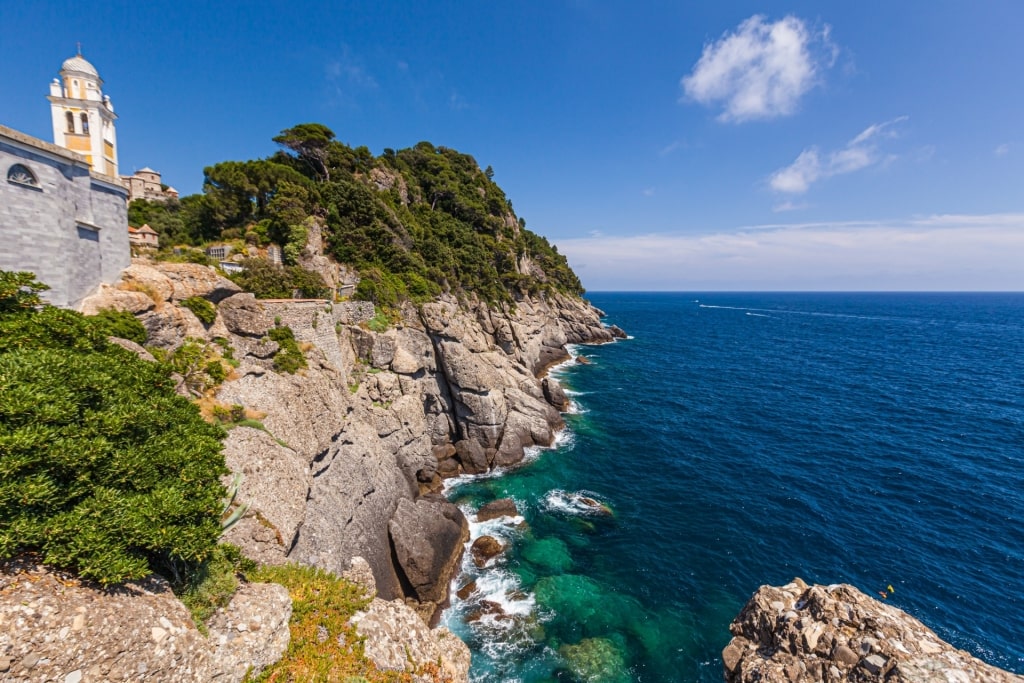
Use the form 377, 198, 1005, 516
81, 113, 90, 134
7, 164, 39, 187
66, 111, 75, 133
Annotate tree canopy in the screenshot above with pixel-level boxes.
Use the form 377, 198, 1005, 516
136, 125, 585, 306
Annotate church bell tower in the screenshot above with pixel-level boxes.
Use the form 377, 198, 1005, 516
48, 50, 118, 177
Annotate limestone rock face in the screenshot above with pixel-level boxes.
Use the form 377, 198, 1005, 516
156, 262, 242, 303
290, 421, 411, 600
219, 426, 310, 563
389, 497, 470, 606
351, 599, 470, 683
724, 579, 1024, 683
0, 558, 288, 683
207, 581, 293, 682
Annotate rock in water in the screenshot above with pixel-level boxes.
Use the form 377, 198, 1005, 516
476, 498, 520, 522
542, 377, 570, 411
724, 578, 1024, 683
470, 536, 505, 567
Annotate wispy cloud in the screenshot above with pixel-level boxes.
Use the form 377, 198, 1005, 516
557, 214, 1024, 291
325, 45, 377, 106
448, 91, 469, 111
642, 187, 656, 197
681, 15, 837, 122
769, 116, 908, 194
994, 143, 1011, 157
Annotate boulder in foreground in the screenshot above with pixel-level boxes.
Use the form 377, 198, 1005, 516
724, 578, 1024, 683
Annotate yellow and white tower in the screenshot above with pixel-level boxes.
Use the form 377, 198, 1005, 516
48, 51, 118, 177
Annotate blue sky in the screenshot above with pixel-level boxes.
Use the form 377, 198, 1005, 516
2, 1, 1022, 290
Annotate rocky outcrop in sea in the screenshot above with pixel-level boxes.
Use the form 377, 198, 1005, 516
724, 578, 1024, 682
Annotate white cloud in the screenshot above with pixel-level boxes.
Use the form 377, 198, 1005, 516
681, 15, 836, 122
556, 214, 1024, 291
642, 187, 656, 197
769, 116, 908, 194
994, 143, 1010, 157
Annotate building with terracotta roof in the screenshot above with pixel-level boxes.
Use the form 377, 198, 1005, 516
128, 223, 159, 250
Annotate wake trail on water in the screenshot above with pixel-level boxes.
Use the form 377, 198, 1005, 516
699, 303, 916, 323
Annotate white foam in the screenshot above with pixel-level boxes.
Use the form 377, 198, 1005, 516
541, 488, 613, 517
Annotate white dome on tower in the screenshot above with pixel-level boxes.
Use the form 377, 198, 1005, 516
61, 54, 99, 78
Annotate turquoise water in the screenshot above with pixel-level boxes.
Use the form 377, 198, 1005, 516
442, 293, 1024, 682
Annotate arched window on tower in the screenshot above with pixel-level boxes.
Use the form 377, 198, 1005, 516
80, 113, 90, 134
66, 111, 75, 133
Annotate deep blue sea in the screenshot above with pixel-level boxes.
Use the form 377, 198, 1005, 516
442, 292, 1024, 683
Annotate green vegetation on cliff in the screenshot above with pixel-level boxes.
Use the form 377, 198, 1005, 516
0, 271, 229, 585
136, 125, 583, 306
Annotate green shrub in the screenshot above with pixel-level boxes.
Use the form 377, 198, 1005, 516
205, 359, 227, 385
177, 543, 256, 629
268, 325, 306, 374
88, 308, 148, 344
0, 275, 228, 585
182, 296, 217, 325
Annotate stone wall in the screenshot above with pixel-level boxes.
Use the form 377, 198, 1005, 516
259, 299, 374, 372
0, 124, 129, 308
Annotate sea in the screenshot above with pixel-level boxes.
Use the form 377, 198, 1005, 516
441, 292, 1024, 683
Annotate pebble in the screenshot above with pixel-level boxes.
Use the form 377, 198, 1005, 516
65, 670, 83, 683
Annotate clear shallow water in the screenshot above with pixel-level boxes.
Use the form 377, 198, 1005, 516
443, 292, 1024, 682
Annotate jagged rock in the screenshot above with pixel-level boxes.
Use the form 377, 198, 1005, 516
454, 439, 490, 474
120, 262, 175, 303
389, 497, 470, 607
477, 498, 520, 522
342, 556, 377, 595
607, 324, 627, 339
208, 581, 292, 681
542, 377, 570, 411
724, 579, 1024, 683
470, 536, 505, 568
0, 558, 288, 683
138, 303, 207, 349
156, 262, 241, 303
456, 581, 478, 601
290, 422, 410, 600
78, 284, 155, 315
218, 293, 273, 338
350, 598, 470, 683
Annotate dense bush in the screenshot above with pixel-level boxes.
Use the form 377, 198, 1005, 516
228, 259, 329, 300
182, 296, 217, 325
87, 308, 148, 344
269, 325, 306, 374
0, 271, 228, 585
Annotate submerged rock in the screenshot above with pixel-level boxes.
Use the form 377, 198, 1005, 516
724, 578, 1024, 683
559, 637, 631, 683
476, 498, 520, 522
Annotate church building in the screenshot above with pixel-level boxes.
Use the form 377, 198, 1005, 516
0, 52, 129, 309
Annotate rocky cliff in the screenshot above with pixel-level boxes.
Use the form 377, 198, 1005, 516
74, 258, 615, 678
724, 578, 1024, 683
